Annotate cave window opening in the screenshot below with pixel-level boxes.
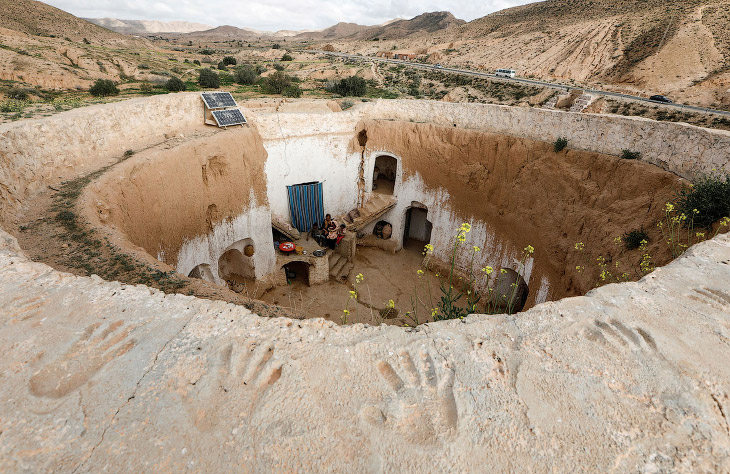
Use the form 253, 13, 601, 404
283, 261, 310, 286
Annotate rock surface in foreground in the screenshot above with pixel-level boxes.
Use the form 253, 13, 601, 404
1, 229, 730, 472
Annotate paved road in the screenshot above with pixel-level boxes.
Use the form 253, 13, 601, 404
313, 50, 730, 118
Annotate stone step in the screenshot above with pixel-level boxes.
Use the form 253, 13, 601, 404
330, 256, 348, 277
329, 253, 343, 271
336, 263, 353, 282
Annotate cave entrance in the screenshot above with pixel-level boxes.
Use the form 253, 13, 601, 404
283, 261, 310, 286
188, 263, 215, 283
218, 238, 256, 284
403, 203, 432, 248
373, 155, 397, 195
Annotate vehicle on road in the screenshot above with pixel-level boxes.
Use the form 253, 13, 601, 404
495, 68, 516, 78
649, 95, 673, 103
434, 63, 443, 69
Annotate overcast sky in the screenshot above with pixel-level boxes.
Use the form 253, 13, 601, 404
43, 0, 537, 31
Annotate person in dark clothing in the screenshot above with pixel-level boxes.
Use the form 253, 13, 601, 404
308, 222, 324, 246
324, 217, 338, 249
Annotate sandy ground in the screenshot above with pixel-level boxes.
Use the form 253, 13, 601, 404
259, 241, 444, 325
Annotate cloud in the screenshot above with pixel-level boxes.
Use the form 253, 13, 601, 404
43, 0, 535, 30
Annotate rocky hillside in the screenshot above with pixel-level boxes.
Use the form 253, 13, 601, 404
346, 0, 730, 109
298, 12, 464, 41
86, 18, 213, 35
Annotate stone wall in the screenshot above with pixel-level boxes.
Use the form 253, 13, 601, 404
0, 92, 203, 227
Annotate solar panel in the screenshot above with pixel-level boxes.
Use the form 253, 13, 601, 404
201, 92, 238, 109
211, 109, 247, 128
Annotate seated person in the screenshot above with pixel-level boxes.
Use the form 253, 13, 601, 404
325, 219, 338, 249
336, 224, 346, 245
308, 222, 324, 245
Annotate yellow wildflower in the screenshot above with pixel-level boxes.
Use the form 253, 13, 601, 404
482, 266, 493, 275
349, 290, 357, 299
665, 203, 675, 213
343, 309, 350, 315
460, 223, 471, 233
473, 246, 481, 252
574, 242, 585, 251
524, 245, 535, 255
417, 269, 424, 277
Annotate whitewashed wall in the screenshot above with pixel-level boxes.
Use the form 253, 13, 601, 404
175, 202, 275, 285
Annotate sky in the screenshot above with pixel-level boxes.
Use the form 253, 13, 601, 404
42, 0, 537, 31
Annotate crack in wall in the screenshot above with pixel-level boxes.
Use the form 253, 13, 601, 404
70, 314, 195, 473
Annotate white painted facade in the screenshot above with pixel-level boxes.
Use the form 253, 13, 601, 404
175, 201, 275, 285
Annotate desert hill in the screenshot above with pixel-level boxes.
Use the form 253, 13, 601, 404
297, 12, 464, 41
345, 0, 730, 108
86, 18, 213, 35
0, 0, 140, 45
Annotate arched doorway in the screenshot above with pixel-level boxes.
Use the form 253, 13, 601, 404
372, 155, 398, 195
403, 202, 432, 247
218, 238, 256, 283
282, 261, 310, 286
188, 263, 215, 283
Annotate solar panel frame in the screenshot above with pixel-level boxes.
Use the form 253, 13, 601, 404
201, 92, 238, 109
211, 109, 247, 128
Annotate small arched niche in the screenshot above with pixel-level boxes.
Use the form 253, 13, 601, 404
218, 238, 256, 283
372, 155, 398, 195
188, 263, 216, 283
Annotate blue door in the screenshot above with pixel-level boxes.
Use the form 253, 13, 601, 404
286, 182, 324, 232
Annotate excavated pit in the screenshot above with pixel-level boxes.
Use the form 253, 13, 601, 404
4, 95, 730, 471
72, 107, 684, 324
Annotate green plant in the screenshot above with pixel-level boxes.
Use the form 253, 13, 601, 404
222, 56, 237, 66
139, 82, 153, 93
233, 65, 259, 85
341, 100, 354, 110
262, 71, 293, 94
621, 149, 642, 160
0, 99, 27, 113
326, 76, 366, 96
198, 68, 220, 88
553, 137, 568, 152
165, 77, 186, 92
273, 62, 285, 71
622, 228, 649, 250
272, 43, 281, 49
283, 84, 302, 98
281, 53, 293, 61
124, 150, 135, 158
217, 62, 227, 70
677, 173, 730, 229
89, 79, 119, 97
7, 87, 29, 100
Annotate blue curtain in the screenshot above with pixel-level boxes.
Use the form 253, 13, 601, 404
287, 182, 324, 232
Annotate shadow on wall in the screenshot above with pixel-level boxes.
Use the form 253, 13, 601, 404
373, 155, 398, 195
218, 238, 256, 282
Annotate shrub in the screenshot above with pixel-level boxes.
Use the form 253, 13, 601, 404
622, 228, 648, 250
0, 99, 27, 113
327, 76, 366, 97
198, 68, 220, 88
124, 149, 135, 157
234, 65, 259, 85
165, 77, 186, 92
222, 56, 237, 66
621, 149, 641, 160
139, 82, 153, 93
553, 137, 568, 152
283, 84, 302, 98
341, 100, 354, 110
193, 59, 201, 66
200, 49, 214, 55
272, 43, 281, 49
281, 53, 293, 61
7, 87, 29, 100
217, 62, 227, 70
255, 64, 267, 74
89, 79, 119, 97
677, 174, 730, 229
262, 71, 293, 94
273, 63, 285, 71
